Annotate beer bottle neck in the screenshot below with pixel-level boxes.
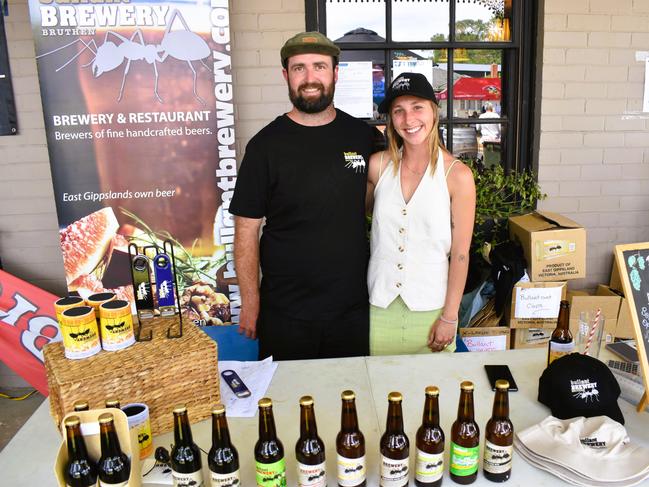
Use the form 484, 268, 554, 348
422, 394, 440, 428
386, 401, 404, 434
491, 389, 509, 419
340, 399, 359, 433
258, 407, 277, 441
66, 424, 89, 461
556, 303, 570, 331
212, 413, 232, 448
299, 405, 318, 438
173, 412, 194, 446
457, 390, 475, 421
100, 421, 123, 457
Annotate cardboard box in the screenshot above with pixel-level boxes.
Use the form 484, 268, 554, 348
511, 328, 552, 349
507, 281, 567, 328
596, 284, 635, 339
568, 293, 621, 342
460, 327, 510, 351
509, 211, 586, 281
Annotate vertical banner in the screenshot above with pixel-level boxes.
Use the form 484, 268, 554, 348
28, 0, 254, 358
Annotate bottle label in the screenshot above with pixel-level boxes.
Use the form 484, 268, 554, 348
415, 449, 444, 483
297, 460, 326, 487
337, 454, 366, 486
210, 470, 240, 487
450, 442, 479, 477
548, 340, 575, 365
99, 482, 128, 487
483, 440, 513, 474
256, 458, 287, 487
172, 469, 204, 486
380, 455, 409, 486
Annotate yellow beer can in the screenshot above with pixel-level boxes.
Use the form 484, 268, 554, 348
99, 300, 135, 352
85, 292, 116, 317
54, 296, 85, 324
60, 306, 101, 360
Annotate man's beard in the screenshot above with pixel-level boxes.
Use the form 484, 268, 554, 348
289, 82, 335, 114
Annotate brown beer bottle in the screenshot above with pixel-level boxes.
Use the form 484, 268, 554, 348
170, 405, 204, 487
380, 391, 409, 487
98, 412, 131, 485
208, 404, 240, 487
336, 390, 366, 487
450, 381, 479, 485
255, 397, 287, 486
547, 300, 574, 365
296, 396, 327, 487
415, 386, 444, 487
105, 398, 121, 409
483, 380, 513, 483
73, 400, 89, 412
64, 415, 98, 487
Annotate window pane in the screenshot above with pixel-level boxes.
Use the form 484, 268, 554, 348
451, 49, 503, 119
455, 0, 512, 42
338, 51, 386, 121
326, 0, 386, 42
392, 0, 449, 42
443, 123, 506, 167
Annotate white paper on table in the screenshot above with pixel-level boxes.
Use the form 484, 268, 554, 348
334, 61, 373, 119
643, 58, 649, 113
514, 286, 562, 319
217, 356, 278, 417
462, 334, 507, 352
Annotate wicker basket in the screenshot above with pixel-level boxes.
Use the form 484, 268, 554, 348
44, 317, 219, 435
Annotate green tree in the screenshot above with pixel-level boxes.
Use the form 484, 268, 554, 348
429, 18, 501, 65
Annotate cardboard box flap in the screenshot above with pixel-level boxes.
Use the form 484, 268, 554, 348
534, 211, 582, 230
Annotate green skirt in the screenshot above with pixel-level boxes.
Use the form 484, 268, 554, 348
370, 296, 456, 355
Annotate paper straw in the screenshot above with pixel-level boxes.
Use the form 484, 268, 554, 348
583, 307, 601, 356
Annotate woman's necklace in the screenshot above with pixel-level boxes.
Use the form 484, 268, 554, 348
401, 156, 428, 176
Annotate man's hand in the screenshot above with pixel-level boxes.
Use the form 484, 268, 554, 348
238, 297, 260, 339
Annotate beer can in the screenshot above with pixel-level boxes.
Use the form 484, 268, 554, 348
122, 403, 153, 459
54, 296, 85, 324
60, 306, 101, 360
99, 300, 136, 352
85, 292, 116, 318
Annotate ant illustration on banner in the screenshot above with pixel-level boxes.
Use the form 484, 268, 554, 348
36, 9, 212, 104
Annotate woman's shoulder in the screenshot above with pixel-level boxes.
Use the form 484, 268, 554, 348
368, 150, 391, 184
441, 150, 474, 183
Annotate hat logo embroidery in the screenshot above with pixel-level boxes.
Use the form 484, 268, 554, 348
571, 379, 599, 402
344, 152, 366, 173
393, 77, 411, 91
580, 437, 607, 449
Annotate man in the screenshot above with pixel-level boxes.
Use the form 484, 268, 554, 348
230, 32, 381, 360
476, 102, 501, 142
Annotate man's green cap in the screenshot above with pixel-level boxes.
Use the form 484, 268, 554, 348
280, 31, 340, 66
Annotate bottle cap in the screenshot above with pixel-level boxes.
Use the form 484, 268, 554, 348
460, 381, 474, 391
98, 412, 114, 424
64, 416, 81, 427
212, 404, 226, 415
105, 398, 120, 408
258, 397, 273, 408
173, 405, 187, 414
495, 379, 510, 390
425, 386, 440, 396
299, 395, 314, 406
388, 391, 402, 402
73, 400, 89, 411
341, 390, 355, 400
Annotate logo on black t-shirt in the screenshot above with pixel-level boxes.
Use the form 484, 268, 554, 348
344, 152, 366, 173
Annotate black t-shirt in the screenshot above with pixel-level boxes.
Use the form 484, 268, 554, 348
230, 109, 378, 320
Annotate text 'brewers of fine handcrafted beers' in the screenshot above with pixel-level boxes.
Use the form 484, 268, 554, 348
450, 381, 479, 485
547, 300, 574, 365
337, 390, 366, 487
415, 386, 445, 487
98, 412, 131, 486
483, 380, 513, 483
296, 396, 327, 487
64, 415, 98, 487
208, 404, 241, 487
380, 392, 409, 487
255, 398, 287, 487
171, 405, 204, 487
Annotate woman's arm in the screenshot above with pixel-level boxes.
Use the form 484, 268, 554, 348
365, 151, 385, 215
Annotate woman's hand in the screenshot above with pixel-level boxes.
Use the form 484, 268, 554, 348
427, 318, 456, 352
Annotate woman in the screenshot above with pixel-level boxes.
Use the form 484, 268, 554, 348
367, 73, 476, 354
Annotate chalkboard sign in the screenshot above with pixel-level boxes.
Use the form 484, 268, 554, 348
615, 243, 649, 413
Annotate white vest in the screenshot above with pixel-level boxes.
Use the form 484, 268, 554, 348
368, 150, 452, 311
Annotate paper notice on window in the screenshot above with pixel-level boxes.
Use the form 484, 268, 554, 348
644, 58, 649, 113
462, 334, 508, 352
334, 61, 373, 119
514, 286, 563, 319
392, 59, 433, 86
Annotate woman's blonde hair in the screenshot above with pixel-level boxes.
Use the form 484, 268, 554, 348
385, 99, 445, 175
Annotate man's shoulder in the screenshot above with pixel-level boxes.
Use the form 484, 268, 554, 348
334, 109, 371, 129
249, 114, 290, 144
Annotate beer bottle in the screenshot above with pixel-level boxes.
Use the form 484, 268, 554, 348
255, 397, 287, 487
73, 400, 89, 412
208, 404, 240, 487
547, 300, 574, 365
415, 386, 444, 487
170, 405, 204, 487
105, 398, 120, 409
98, 412, 131, 485
296, 396, 327, 487
483, 380, 513, 483
336, 390, 366, 487
64, 415, 98, 487
380, 391, 409, 487
450, 381, 479, 485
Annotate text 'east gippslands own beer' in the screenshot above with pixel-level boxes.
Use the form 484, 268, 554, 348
170, 405, 204, 487
450, 381, 480, 485
295, 396, 327, 487
380, 391, 409, 487
415, 386, 444, 487
336, 390, 366, 487
208, 404, 240, 487
483, 380, 514, 483
255, 397, 287, 487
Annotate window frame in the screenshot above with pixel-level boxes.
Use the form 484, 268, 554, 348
305, 0, 540, 172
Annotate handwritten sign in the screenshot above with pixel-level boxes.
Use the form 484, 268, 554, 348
514, 286, 563, 319
614, 242, 649, 413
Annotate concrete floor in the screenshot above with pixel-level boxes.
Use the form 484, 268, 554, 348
0, 388, 45, 453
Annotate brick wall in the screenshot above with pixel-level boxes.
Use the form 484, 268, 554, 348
538, 0, 649, 288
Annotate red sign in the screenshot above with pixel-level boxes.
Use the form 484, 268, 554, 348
438, 77, 501, 101
0, 270, 61, 395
